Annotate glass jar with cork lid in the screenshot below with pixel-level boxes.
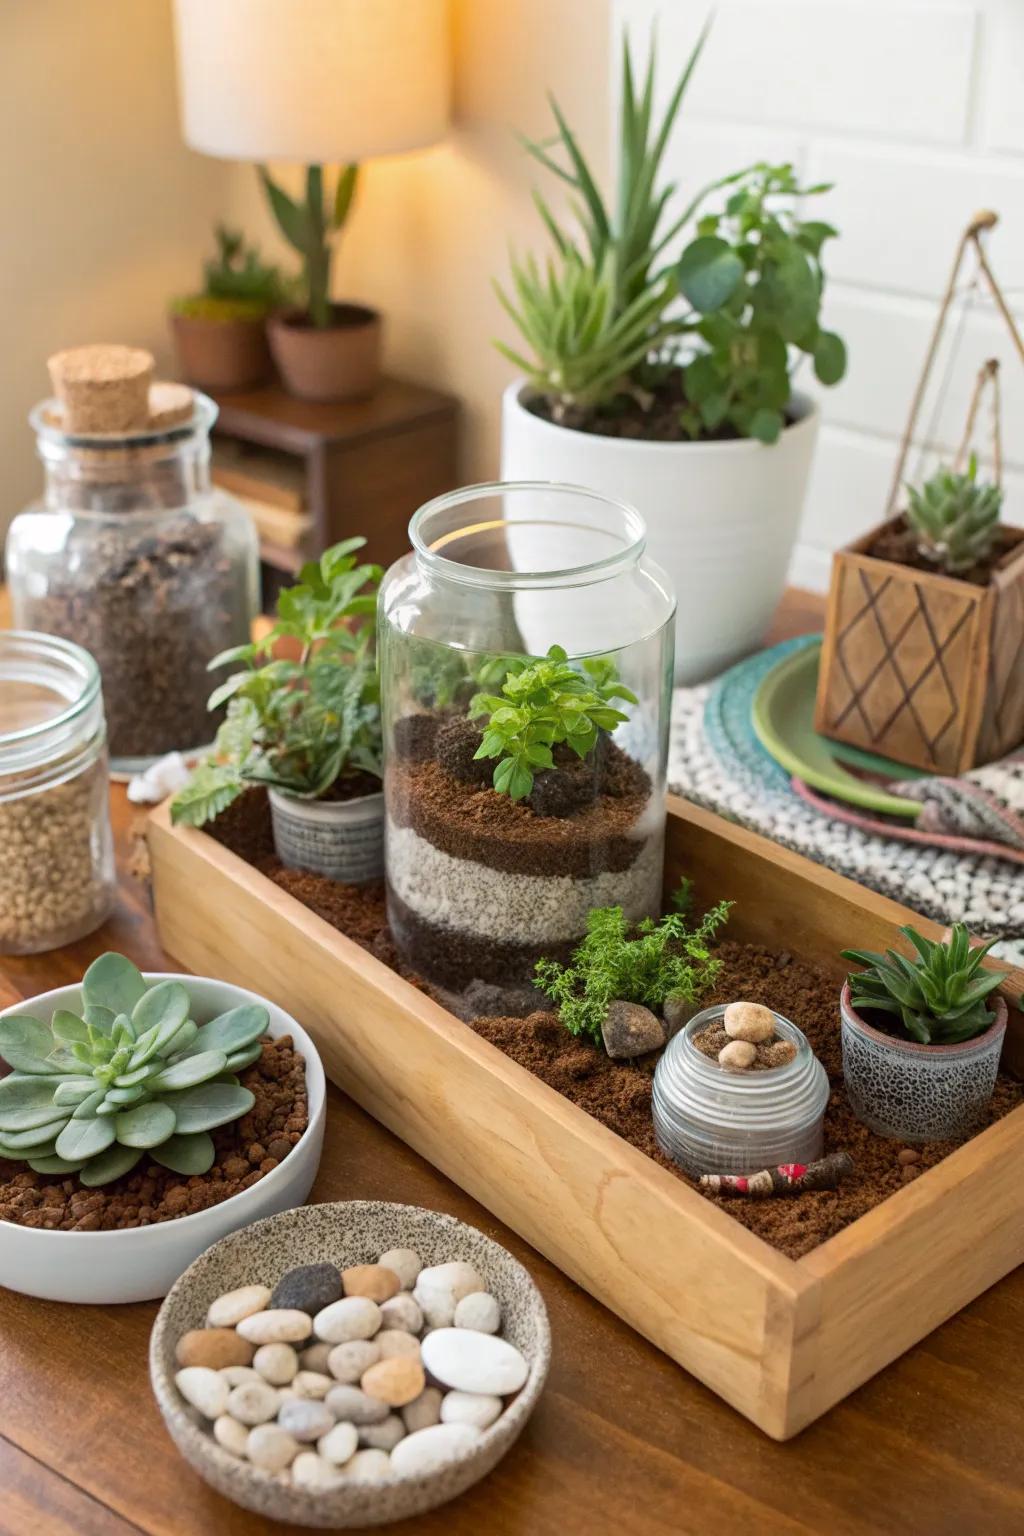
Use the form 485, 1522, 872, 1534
5, 346, 258, 775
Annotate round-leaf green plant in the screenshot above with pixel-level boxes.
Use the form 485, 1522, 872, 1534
0, 954, 267, 1184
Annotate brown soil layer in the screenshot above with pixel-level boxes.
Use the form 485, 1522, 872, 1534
0, 1035, 308, 1232
472, 943, 1024, 1260
387, 883, 572, 997
524, 370, 748, 443
865, 516, 1024, 587
386, 748, 652, 878
318, 770, 383, 804
693, 1023, 796, 1070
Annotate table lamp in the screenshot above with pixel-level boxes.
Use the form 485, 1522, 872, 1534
173, 0, 451, 401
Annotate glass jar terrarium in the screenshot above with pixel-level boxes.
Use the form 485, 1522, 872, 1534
379, 482, 675, 1016
6, 393, 258, 775
0, 631, 115, 954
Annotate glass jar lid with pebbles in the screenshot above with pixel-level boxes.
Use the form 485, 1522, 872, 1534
0, 630, 114, 955
5, 345, 258, 776
652, 1000, 830, 1178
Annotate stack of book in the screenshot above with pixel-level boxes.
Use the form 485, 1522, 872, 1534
211, 442, 313, 569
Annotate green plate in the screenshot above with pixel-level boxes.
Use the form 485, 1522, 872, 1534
751, 643, 923, 820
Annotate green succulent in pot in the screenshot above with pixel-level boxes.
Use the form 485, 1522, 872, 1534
904, 455, 1002, 575
0, 954, 266, 1184
842, 923, 1005, 1045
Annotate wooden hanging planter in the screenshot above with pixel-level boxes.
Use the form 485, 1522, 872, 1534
815, 519, 1024, 774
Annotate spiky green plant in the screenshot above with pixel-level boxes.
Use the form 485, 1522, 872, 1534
904, 455, 1003, 574
0, 955, 266, 1184
842, 923, 1005, 1045
259, 164, 358, 329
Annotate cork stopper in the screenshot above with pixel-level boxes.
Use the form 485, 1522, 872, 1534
47, 344, 154, 433
147, 381, 195, 431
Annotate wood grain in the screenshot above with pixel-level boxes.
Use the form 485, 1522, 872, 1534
5, 590, 1024, 1533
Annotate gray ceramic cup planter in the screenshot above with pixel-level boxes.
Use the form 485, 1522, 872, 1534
269, 787, 385, 883
840, 983, 1008, 1142
150, 1201, 551, 1527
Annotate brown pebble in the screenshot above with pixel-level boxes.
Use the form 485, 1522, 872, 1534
719, 1039, 757, 1070
175, 1329, 255, 1370
897, 1148, 920, 1166
901, 1164, 921, 1182
343, 1265, 401, 1304
360, 1356, 425, 1408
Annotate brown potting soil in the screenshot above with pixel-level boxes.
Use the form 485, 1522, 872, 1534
386, 748, 652, 878
524, 369, 747, 443
0, 1035, 308, 1232
693, 1023, 796, 1070
318, 770, 383, 803
202, 795, 1024, 1258
865, 516, 1024, 587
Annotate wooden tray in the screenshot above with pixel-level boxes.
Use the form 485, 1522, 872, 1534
147, 795, 1024, 1439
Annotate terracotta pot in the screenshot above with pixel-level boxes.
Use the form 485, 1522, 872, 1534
268, 304, 382, 403
169, 313, 272, 393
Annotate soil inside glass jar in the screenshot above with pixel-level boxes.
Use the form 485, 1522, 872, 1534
205, 793, 1024, 1259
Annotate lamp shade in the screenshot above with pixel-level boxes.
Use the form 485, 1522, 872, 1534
173, 0, 450, 164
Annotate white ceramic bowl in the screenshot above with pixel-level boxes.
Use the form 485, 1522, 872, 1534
0, 973, 326, 1304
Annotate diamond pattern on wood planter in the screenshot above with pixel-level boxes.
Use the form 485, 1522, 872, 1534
816, 522, 1024, 774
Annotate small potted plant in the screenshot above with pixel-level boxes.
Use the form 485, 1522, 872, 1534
840, 924, 1009, 1142
497, 33, 846, 682
170, 224, 286, 392
259, 165, 381, 402
172, 538, 384, 883
816, 448, 1024, 773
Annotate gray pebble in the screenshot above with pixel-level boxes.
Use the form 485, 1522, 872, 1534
401, 1386, 443, 1433
379, 1293, 423, 1334
327, 1339, 380, 1383
226, 1380, 280, 1425
453, 1292, 501, 1334
358, 1413, 406, 1451
270, 1262, 343, 1316
324, 1384, 390, 1426
299, 1342, 333, 1375
277, 1398, 335, 1443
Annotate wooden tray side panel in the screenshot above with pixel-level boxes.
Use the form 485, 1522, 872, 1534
148, 806, 810, 1439
977, 549, 1024, 763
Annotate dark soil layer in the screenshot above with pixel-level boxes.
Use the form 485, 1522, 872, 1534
387, 883, 573, 995
0, 1035, 308, 1232
524, 371, 746, 443
318, 770, 383, 803
386, 745, 652, 878
866, 515, 1024, 587
473, 943, 1024, 1260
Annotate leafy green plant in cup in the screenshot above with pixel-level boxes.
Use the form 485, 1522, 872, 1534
0, 955, 266, 1184
468, 645, 636, 800
171, 223, 288, 322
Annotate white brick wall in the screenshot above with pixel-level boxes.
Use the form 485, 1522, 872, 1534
612, 0, 1024, 592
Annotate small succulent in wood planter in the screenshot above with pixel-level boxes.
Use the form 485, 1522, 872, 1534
841, 923, 1003, 1045
905, 456, 1002, 575
0, 954, 266, 1183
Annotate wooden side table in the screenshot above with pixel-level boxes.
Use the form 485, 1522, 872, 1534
208, 377, 459, 600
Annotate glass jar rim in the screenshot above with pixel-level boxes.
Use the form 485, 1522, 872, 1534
0, 631, 102, 773
29, 391, 218, 455
409, 480, 647, 590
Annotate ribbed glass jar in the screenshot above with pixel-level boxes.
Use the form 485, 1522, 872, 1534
6, 393, 258, 775
0, 631, 115, 954
653, 1005, 830, 1177
378, 481, 675, 1015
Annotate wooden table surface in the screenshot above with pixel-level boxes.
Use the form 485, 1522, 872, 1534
2, 589, 1023, 1536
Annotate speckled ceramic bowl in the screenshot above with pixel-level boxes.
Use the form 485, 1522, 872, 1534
150, 1201, 551, 1527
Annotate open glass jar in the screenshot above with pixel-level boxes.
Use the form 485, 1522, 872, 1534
5, 393, 258, 775
0, 632, 115, 954
379, 481, 675, 1015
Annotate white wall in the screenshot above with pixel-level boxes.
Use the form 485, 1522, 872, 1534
613, 0, 1024, 591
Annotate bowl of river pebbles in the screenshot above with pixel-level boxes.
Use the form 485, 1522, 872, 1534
150, 1200, 550, 1526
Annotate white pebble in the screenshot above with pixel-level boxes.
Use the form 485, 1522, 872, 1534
213, 1415, 249, 1457
390, 1422, 480, 1476
220, 1365, 262, 1388
379, 1293, 424, 1334
277, 1398, 334, 1443
441, 1391, 503, 1430
325, 1384, 390, 1425
377, 1248, 422, 1290
317, 1421, 359, 1466
246, 1423, 300, 1473
401, 1387, 443, 1433
300, 1342, 334, 1374
328, 1339, 380, 1383
175, 1367, 228, 1420
253, 1342, 298, 1386
413, 1263, 484, 1329
292, 1451, 346, 1490
376, 1330, 421, 1362
343, 1448, 391, 1483
292, 1370, 333, 1399
314, 1296, 381, 1344
226, 1380, 280, 1425
421, 1330, 528, 1395
453, 1292, 501, 1334
237, 1309, 313, 1345
207, 1284, 272, 1329
359, 1414, 405, 1451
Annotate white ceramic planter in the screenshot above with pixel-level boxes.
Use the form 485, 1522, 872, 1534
0, 974, 326, 1304
269, 787, 384, 883
840, 983, 1007, 1143
500, 380, 820, 684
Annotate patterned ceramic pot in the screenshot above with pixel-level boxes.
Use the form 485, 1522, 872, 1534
840, 983, 1007, 1143
269, 787, 384, 884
